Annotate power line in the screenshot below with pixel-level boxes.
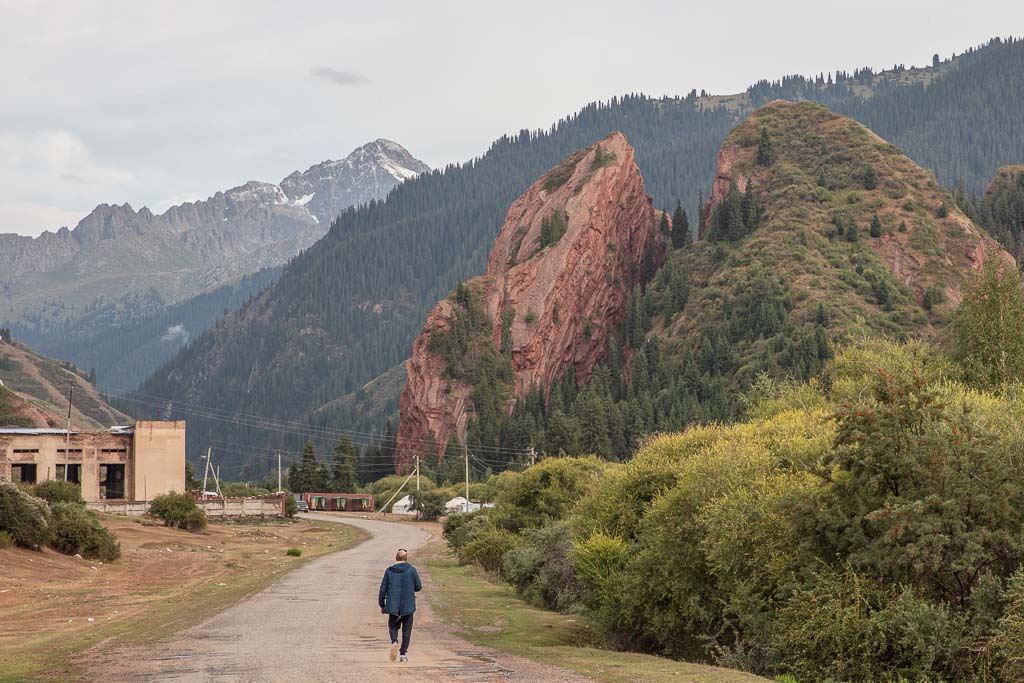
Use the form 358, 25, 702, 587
102, 384, 533, 459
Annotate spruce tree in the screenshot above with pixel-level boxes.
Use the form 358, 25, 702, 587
671, 203, 691, 249
330, 434, 358, 492
756, 127, 776, 166
870, 214, 883, 237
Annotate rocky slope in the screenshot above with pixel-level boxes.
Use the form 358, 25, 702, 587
0, 335, 130, 430
397, 133, 664, 462
664, 101, 1012, 393
0, 140, 428, 325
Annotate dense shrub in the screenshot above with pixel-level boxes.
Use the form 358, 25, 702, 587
32, 480, 84, 506
502, 523, 581, 611
493, 456, 606, 530
283, 494, 297, 517
442, 510, 493, 560
410, 490, 446, 521
444, 339, 1024, 681
286, 547, 302, 557
0, 530, 14, 549
993, 568, 1024, 680
571, 531, 629, 628
49, 502, 121, 561
771, 569, 963, 682
462, 528, 518, 574
0, 482, 52, 550
149, 491, 207, 531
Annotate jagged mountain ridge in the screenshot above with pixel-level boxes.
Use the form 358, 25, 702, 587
0, 139, 429, 323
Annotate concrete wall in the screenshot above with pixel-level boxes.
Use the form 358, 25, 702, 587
87, 496, 284, 518
132, 421, 185, 501
0, 431, 133, 502
201, 496, 285, 518
0, 420, 185, 503
87, 500, 150, 516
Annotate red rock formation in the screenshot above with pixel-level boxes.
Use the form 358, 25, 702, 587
397, 133, 662, 465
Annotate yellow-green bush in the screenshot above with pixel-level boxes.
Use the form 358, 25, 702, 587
462, 528, 518, 574
699, 471, 821, 599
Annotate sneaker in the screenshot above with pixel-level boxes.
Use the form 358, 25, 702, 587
399, 655, 408, 663
389, 642, 399, 662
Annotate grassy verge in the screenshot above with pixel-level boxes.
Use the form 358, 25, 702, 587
420, 532, 767, 683
0, 516, 368, 682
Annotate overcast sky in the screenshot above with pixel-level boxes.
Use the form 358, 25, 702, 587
1, 0, 1020, 237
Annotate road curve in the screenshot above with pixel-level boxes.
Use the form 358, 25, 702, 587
84, 514, 591, 682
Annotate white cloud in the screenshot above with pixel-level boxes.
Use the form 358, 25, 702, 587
161, 324, 190, 345
0, 130, 137, 235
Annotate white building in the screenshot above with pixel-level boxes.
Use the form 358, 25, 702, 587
391, 494, 415, 515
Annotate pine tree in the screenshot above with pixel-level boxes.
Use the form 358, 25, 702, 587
671, 203, 691, 249
330, 434, 358, 492
659, 212, 670, 237
870, 214, 883, 237
756, 127, 777, 166
289, 441, 319, 493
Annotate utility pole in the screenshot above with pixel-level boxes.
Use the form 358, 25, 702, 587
277, 452, 282, 494
464, 444, 470, 513
64, 385, 73, 481
414, 454, 421, 519
528, 446, 537, 467
201, 446, 211, 497
213, 465, 223, 498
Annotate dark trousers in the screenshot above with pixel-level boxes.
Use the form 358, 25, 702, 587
388, 613, 414, 655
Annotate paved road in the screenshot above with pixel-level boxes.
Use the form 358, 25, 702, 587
86, 514, 590, 682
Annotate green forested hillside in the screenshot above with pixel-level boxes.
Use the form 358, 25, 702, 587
455, 101, 1007, 467
138, 37, 1024, 473
11, 268, 279, 392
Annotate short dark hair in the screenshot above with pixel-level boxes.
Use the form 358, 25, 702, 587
396, 548, 408, 561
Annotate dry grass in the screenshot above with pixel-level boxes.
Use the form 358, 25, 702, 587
0, 514, 366, 682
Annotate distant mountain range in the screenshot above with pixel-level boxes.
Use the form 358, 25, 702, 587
1, 139, 429, 389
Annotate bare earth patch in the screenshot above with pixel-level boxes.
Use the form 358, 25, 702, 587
0, 514, 365, 682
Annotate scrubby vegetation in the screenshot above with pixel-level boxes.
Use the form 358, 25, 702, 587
149, 491, 208, 531
0, 482, 53, 550
32, 480, 84, 506
444, 262, 1024, 682
447, 339, 1024, 680
0, 480, 121, 560
49, 502, 121, 561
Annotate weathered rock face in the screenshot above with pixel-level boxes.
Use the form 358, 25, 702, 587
398, 132, 662, 463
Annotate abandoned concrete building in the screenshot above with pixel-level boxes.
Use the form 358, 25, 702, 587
0, 420, 185, 502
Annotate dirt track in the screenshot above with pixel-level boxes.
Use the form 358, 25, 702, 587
85, 514, 591, 682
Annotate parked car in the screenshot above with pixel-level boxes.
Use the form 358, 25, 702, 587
296, 500, 310, 513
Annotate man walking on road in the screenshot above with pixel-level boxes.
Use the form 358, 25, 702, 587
379, 548, 422, 663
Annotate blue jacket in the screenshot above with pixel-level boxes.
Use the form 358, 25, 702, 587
378, 562, 422, 616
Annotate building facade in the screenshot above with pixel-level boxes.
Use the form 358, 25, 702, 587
0, 421, 185, 502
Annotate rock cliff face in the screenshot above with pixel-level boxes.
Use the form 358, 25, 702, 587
397, 133, 662, 463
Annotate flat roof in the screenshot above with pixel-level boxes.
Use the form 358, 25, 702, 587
0, 427, 135, 436
0, 428, 76, 435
